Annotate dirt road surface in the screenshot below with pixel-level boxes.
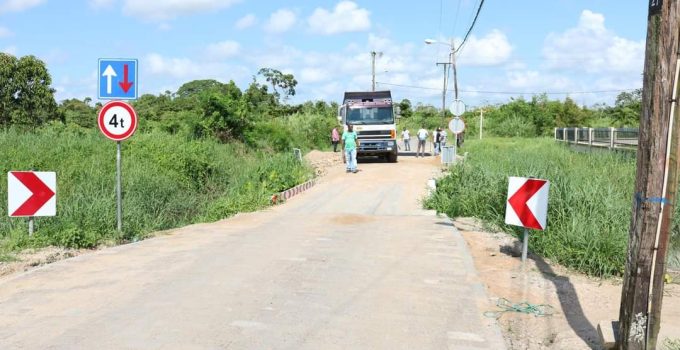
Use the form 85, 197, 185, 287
0, 154, 505, 350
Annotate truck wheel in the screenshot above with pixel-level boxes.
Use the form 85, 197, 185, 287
388, 153, 398, 163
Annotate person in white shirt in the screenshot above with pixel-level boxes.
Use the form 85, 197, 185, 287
440, 129, 448, 147
401, 129, 411, 151
416, 126, 428, 158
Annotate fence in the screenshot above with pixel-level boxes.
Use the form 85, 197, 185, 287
554, 127, 639, 150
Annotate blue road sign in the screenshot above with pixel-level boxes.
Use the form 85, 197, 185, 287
98, 58, 138, 100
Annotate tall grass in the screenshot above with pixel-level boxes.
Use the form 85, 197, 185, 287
426, 138, 680, 277
0, 126, 312, 252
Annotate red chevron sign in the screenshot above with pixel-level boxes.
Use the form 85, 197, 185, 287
505, 177, 549, 230
7, 171, 56, 217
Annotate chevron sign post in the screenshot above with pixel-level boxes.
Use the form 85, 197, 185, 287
505, 176, 550, 263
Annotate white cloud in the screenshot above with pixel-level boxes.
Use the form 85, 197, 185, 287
543, 10, 644, 73
146, 53, 203, 79
123, 0, 241, 21
457, 30, 513, 66
158, 23, 172, 31
0, 26, 12, 37
235, 14, 256, 30
206, 40, 241, 59
0, 0, 45, 13
308, 1, 371, 35
264, 9, 296, 33
300, 67, 329, 83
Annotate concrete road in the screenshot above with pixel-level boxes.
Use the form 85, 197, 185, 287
0, 154, 505, 350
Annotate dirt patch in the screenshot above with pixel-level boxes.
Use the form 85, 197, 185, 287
454, 217, 680, 350
0, 247, 88, 278
304, 150, 344, 177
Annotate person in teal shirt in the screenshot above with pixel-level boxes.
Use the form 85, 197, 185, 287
342, 124, 359, 173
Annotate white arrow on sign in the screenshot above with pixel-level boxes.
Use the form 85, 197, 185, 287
102, 65, 117, 94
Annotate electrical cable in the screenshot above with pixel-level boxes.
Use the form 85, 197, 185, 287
375, 81, 639, 95
455, 0, 485, 54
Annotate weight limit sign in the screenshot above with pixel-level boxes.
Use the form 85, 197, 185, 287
98, 101, 138, 141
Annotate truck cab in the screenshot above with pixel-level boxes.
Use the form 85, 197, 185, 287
338, 91, 398, 163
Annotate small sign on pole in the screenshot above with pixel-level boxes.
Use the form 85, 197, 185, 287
450, 99, 466, 117
505, 176, 550, 264
8, 171, 57, 236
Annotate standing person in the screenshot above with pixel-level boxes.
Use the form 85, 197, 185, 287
331, 127, 340, 152
342, 124, 359, 173
433, 128, 441, 155
416, 126, 428, 158
401, 129, 411, 151
440, 128, 447, 148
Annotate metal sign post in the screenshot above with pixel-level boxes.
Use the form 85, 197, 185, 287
98, 101, 137, 233
116, 141, 122, 232
522, 229, 529, 264
448, 117, 465, 163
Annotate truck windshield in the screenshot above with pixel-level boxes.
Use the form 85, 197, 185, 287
347, 106, 394, 125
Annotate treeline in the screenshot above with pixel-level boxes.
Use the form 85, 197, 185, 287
1, 53, 337, 152
396, 91, 641, 138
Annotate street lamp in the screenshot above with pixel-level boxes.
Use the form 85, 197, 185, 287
424, 38, 458, 101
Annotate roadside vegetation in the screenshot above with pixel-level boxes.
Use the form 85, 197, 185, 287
426, 138, 680, 277
0, 54, 335, 257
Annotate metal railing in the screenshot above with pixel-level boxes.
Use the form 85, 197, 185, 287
554, 127, 639, 150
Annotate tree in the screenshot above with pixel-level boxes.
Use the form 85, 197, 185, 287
398, 99, 413, 118
58, 98, 96, 128
257, 68, 298, 101
0, 53, 18, 126
11, 55, 57, 127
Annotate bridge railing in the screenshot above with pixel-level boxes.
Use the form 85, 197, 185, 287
554, 127, 638, 150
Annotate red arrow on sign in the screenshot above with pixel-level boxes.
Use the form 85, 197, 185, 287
507, 179, 548, 230
11, 172, 55, 216
118, 64, 134, 93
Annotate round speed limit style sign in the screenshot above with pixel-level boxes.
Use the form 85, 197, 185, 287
98, 101, 138, 141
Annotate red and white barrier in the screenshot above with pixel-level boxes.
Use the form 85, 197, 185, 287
271, 179, 318, 204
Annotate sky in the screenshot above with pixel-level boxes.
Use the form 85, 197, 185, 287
0, 0, 650, 108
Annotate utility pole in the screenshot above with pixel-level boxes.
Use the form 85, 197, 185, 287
618, 1, 679, 349
370, 51, 382, 92
450, 42, 459, 101
436, 62, 451, 121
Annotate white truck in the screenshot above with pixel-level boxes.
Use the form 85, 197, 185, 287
337, 91, 398, 163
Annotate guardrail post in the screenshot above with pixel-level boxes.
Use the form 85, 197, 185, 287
574, 127, 579, 143
588, 128, 593, 147
609, 127, 615, 148
554, 127, 557, 141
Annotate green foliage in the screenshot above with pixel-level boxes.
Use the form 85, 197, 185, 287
663, 338, 680, 350
425, 138, 640, 277
0, 53, 57, 128
257, 68, 298, 101
0, 128, 313, 252
58, 98, 97, 128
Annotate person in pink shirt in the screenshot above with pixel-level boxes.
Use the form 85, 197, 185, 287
331, 127, 340, 152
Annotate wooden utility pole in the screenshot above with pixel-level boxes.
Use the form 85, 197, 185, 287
618, 1, 680, 349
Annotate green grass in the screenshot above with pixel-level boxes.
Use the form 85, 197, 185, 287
0, 127, 313, 254
426, 137, 680, 277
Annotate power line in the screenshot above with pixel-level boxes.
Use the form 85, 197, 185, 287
375, 81, 639, 95
451, 0, 462, 39
455, 0, 485, 54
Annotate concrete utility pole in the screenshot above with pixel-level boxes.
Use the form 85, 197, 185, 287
436, 62, 451, 120
618, 1, 680, 349
370, 51, 382, 92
